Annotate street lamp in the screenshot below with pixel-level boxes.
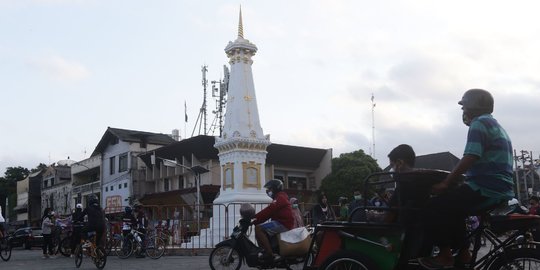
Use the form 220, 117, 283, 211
150, 154, 209, 232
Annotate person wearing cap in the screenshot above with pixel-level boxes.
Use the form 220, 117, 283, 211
70, 203, 84, 257
418, 89, 514, 269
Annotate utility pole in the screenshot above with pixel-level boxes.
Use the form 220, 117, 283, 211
371, 93, 376, 158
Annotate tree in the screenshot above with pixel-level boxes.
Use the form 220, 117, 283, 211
0, 166, 30, 221
319, 149, 381, 204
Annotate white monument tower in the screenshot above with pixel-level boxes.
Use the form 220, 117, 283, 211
213, 7, 271, 205
185, 8, 271, 247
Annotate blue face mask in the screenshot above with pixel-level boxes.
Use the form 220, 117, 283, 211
292, 204, 298, 209
266, 190, 273, 198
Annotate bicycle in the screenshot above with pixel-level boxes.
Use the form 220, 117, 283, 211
305, 170, 540, 270
0, 235, 12, 262
116, 228, 165, 259
74, 231, 107, 269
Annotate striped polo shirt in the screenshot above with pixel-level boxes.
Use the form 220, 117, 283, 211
464, 114, 514, 199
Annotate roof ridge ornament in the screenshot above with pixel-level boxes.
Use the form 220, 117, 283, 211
238, 6, 244, 39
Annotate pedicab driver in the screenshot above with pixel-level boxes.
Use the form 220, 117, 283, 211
252, 179, 294, 262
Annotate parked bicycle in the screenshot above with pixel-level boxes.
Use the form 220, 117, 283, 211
74, 231, 107, 269
115, 228, 165, 259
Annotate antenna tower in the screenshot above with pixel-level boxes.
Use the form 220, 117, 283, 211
191, 65, 229, 137
209, 65, 229, 136
192, 65, 209, 136
371, 93, 376, 158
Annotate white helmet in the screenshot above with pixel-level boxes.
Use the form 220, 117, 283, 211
76, 203, 83, 209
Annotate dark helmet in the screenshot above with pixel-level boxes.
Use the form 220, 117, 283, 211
264, 179, 283, 193
87, 194, 99, 206
125, 206, 132, 213
458, 89, 494, 115
338, 196, 348, 204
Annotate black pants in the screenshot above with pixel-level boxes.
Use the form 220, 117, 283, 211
70, 228, 82, 254
422, 184, 490, 248
42, 234, 54, 255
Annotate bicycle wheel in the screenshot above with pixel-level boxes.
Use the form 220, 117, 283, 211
487, 247, 540, 270
0, 239, 12, 261
107, 236, 120, 256
116, 237, 134, 259
74, 244, 83, 268
320, 250, 378, 270
93, 246, 107, 270
145, 236, 165, 259
59, 236, 72, 257
209, 244, 241, 270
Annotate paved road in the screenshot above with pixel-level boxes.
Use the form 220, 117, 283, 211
0, 248, 214, 270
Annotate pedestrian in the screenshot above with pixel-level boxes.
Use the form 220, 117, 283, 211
348, 190, 370, 221
337, 197, 349, 221
419, 89, 514, 269
0, 205, 5, 240
311, 194, 336, 225
41, 208, 55, 259
529, 196, 540, 215
385, 144, 416, 223
290, 197, 304, 228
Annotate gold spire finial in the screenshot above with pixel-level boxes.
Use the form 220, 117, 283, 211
238, 6, 244, 39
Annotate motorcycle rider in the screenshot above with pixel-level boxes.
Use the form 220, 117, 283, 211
252, 179, 294, 262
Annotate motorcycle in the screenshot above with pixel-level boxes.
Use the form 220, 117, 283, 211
209, 203, 312, 270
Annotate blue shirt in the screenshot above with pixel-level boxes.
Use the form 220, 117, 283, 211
463, 114, 514, 199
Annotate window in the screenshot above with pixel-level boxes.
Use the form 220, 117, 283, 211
109, 156, 116, 175
124, 183, 128, 188
119, 153, 128, 172
288, 176, 307, 190
105, 187, 108, 192
118, 184, 121, 189
164, 178, 170, 192
44, 180, 48, 188
111, 185, 114, 191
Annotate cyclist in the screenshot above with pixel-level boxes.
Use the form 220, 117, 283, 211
81, 195, 106, 248
419, 89, 514, 269
252, 179, 294, 263
121, 206, 136, 237
70, 203, 84, 257
134, 203, 148, 258
0, 205, 5, 238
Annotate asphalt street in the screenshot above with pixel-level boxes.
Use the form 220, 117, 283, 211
0, 247, 214, 270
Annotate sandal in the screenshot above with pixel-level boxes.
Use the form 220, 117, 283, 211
418, 257, 454, 270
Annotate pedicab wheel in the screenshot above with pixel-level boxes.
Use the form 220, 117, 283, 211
0, 239, 12, 261
93, 246, 107, 269
320, 250, 378, 270
209, 245, 242, 270
116, 237, 134, 259
74, 244, 83, 268
487, 247, 540, 270
59, 236, 72, 257
145, 236, 165, 259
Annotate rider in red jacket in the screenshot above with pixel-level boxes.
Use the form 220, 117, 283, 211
253, 179, 294, 262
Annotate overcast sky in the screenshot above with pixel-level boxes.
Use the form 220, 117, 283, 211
1, 0, 539, 176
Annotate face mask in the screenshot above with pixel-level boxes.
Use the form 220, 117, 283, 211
266, 191, 273, 198
292, 204, 298, 209
354, 195, 362, 200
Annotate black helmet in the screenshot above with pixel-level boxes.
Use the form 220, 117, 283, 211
458, 89, 494, 115
264, 179, 283, 193
87, 194, 99, 206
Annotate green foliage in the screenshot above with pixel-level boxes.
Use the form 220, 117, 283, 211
0, 166, 30, 220
319, 149, 381, 204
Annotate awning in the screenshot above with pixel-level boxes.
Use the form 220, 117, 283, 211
139, 185, 220, 206
13, 203, 28, 212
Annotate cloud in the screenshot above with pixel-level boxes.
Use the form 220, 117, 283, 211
28, 55, 90, 82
